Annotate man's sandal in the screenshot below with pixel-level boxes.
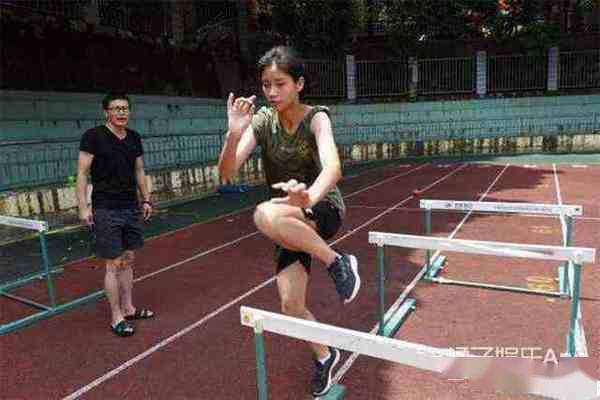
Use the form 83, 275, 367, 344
111, 320, 135, 337
124, 308, 155, 321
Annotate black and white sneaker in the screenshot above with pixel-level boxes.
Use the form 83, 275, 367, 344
328, 253, 361, 304
311, 347, 341, 397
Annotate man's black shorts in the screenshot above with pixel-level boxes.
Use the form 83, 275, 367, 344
275, 200, 342, 274
92, 208, 144, 260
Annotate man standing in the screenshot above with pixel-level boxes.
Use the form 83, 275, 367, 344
77, 93, 154, 337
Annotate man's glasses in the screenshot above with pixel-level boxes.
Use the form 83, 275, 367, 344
108, 107, 130, 113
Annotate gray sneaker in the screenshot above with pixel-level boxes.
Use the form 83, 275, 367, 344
327, 254, 361, 304
311, 347, 340, 397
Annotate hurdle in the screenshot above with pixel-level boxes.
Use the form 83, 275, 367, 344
241, 235, 595, 399
369, 232, 595, 358
0, 216, 56, 305
372, 200, 583, 340
0, 216, 104, 335
241, 305, 470, 400
419, 200, 583, 298
241, 303, 598, 400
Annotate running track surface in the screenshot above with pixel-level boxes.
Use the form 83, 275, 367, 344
2, 162, 599, 400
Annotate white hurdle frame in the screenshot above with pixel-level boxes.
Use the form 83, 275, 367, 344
241, 301, 599, 400
418, 200, 589, 356
240, 234, 594, 399
419, 199, 582, 297
369, 232, 594, 358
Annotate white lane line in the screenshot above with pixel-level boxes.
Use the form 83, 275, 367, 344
62, 278, 276, 400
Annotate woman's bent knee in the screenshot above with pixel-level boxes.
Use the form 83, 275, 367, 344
254, 202, 276, 231
281, 298, 306, 318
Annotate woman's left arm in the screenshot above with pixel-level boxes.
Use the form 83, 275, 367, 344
307, 111, 342, 206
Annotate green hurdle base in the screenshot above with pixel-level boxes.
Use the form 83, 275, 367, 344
380, 298, 417, 338
376, 245, 418, 337
0, 289, 105, 335
424, 255, 446, 279
0, 268, 64, 293
321, 383, 346, 399
424, 254, 567, 297
562, 319, 586, 358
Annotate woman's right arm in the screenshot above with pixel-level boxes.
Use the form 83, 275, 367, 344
218, 93, 258, 183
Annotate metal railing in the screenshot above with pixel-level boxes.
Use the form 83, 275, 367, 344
418, 56, 475, 94
303, 59, 346, 98
488, 54, 548, 92
355, 59, 409, 97
559, 49, 600, 89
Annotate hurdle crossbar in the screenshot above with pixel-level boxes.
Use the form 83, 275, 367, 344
0, 215, 48, 232
241, 305, 466, 400
369, 232, 594, 264
241, 306, 462, 373
419, 200, 583, 216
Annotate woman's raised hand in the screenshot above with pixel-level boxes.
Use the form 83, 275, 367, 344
227, 93, 256, 137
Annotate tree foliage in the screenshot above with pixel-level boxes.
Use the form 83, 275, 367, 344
256, 0, 589, 57
377, 0, 561, 55
489, 0, 560, 49
256, 0, 357, 57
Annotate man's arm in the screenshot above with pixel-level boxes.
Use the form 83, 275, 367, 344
135, 156, 152, 220
76, 151, 94, 226
135, 156, 150, 202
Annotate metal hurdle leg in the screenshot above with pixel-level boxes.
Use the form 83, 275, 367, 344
253, 319, 269, 400
377, 245, 386, 335
566, 263, 584, 357
422, 208, 446, 279
251, 317, 347, 400
558, 215, 573, 297
424, 210, 431, 271
376, 245, 416, 338
39, 231, 57, 308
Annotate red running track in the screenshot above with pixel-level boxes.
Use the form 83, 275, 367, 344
2, 162, 599, 400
